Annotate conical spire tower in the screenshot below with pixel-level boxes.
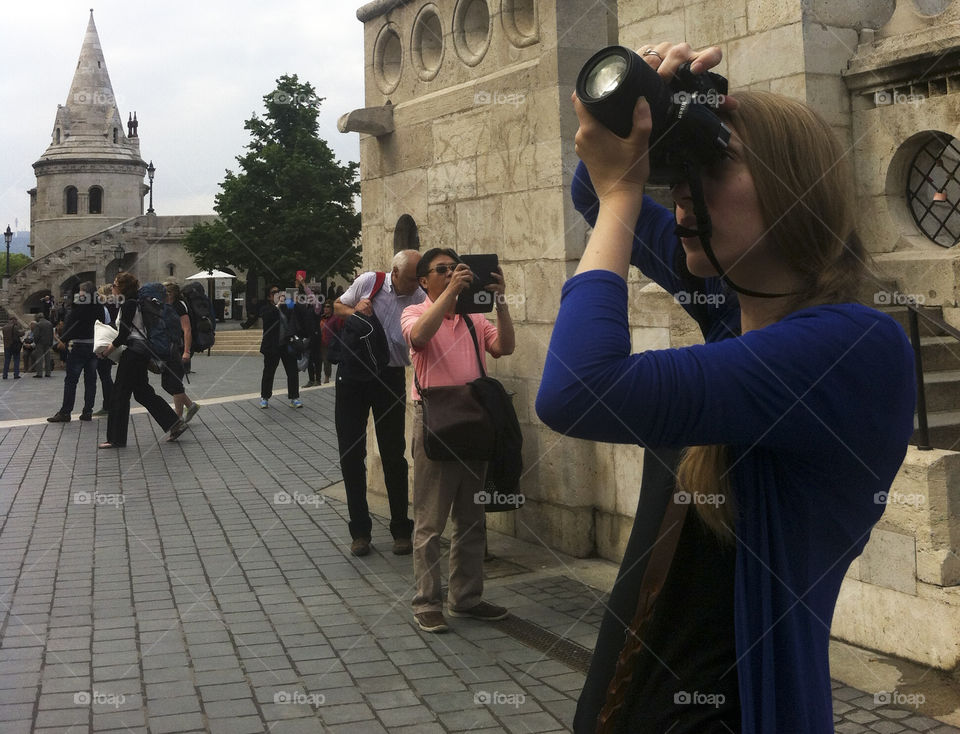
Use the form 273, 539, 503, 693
30, 10, 149, 257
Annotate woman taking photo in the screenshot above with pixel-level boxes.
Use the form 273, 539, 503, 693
98, 272, 187, 448
536, 43, 915, 733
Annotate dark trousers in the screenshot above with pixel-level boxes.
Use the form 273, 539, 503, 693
106, 350, 178, 446
34, 345, 53, 376
60, 343, 98, 415
97, 358, 114, 410
335, 366, 412, 541
307, 338, 326, 382
3, 349, 21, 377
261, 349, 300, 400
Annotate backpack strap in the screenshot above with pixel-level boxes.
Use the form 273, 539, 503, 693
369, 271, 386, 300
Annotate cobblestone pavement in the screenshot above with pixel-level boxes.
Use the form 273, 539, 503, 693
0, 359, 956, 733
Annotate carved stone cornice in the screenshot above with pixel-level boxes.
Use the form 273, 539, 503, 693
844, 26, 960, 94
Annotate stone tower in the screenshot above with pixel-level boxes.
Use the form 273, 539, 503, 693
28, 10, 147, 259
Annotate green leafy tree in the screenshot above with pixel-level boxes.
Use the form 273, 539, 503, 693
184, 74, 361, 291
6, 253, 32, 277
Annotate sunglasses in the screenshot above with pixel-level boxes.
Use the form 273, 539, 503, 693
427, 263, 457, 275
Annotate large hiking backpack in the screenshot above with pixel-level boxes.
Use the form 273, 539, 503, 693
181, 281, 216, 354
164, 300, 185, 355
134, 282, 172, 372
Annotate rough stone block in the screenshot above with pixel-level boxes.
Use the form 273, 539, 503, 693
516, 498, 595, 557
428, 159, 477, 204
833, 576, 960, 670
382, 169, 429, 225
455, 197, 503, 253
685, 0, 748, 49
613, 444, 646, 517
768, 73, 807, 101
747, 0, 802, 31
729, 24, 804, 86
621, 11, 687, 53
432, 109, 491, 164
804, 74, 853, 127
803, 24, 859, 77
502, 189, 567, 262
858, 527, 917, 595
596, 510, 635, 562
522, 260, 565, 323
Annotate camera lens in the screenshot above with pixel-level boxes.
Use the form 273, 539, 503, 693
584, 56, 627, 99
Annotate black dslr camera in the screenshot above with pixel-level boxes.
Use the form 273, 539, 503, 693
575, 46, 731, 185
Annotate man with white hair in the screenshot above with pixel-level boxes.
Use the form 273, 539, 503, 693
334, 250, 426, 557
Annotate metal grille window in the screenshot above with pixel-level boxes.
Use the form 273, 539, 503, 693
907, 134, 960, 248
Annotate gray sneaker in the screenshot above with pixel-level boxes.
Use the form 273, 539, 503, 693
184, 403, 200, 423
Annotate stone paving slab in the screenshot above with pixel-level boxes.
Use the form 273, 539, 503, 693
0, 358, 956, 733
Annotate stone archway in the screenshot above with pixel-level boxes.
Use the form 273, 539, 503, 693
23, 289, 53, 316
59, 271, 97, 303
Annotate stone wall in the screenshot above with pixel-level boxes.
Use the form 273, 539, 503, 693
834, 447, 960, 670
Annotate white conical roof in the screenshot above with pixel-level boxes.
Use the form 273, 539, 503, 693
36, 10, 144, 166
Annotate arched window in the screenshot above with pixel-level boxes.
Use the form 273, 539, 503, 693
55, 128, 61, 144
113, 128, 118, 143
167, 263, 175, 277
394, 214, 420, 252
88, 186, 103, 214
65, 186, 78, 215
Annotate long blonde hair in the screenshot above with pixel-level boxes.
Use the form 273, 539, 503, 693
679, 92, 869, 539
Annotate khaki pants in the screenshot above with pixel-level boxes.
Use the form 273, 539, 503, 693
412, 404, 487, 614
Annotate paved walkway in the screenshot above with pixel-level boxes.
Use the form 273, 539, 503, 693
0, 356, 956, 733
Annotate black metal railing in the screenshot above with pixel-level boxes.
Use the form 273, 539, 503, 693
897, 298, 960, 451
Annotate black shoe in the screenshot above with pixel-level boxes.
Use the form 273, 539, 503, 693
350, 538, 371, 557
13, 375, 20, 379
79, 411, 92, 421
392, 538, 413, 555
47, 412, 71, 423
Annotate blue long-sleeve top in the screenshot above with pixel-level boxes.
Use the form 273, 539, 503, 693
537, 162, 916, 733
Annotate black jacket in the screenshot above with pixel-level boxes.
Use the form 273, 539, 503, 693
260, 303, 306, 355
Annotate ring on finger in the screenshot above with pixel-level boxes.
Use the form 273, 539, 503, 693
642, 48, 663, 61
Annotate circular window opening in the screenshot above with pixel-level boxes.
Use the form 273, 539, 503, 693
413, 6, 444, 81
454, 0, 491, 66
907, 133, 960, 248
503, 0, 539, 47
394, 215, 421, 253
912, 0, 951, 16
375, 25, 403, 94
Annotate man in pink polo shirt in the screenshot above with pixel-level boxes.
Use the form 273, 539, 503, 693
400, 247, 516, 633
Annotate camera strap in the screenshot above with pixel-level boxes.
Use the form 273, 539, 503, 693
680, 161, 798, 299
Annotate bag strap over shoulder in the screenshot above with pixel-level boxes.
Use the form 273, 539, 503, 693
370, 271, 386, 300
414, 315, 487, 397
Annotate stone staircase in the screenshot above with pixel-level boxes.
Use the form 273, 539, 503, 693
0, 217, 142, 316
207, 328, 263, 357
882, 305, 960, 451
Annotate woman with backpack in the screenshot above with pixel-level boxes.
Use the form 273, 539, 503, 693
162, 282, 200, 423
97, 272, 187, 448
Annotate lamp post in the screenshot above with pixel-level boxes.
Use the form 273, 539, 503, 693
146, 160, 156, 214
3, 225, 12, 279
114, 242, 125, 266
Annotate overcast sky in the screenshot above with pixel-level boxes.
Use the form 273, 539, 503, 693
0, 1, 366, 236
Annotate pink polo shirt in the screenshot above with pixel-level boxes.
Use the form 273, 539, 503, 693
401, 297, 500, 400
